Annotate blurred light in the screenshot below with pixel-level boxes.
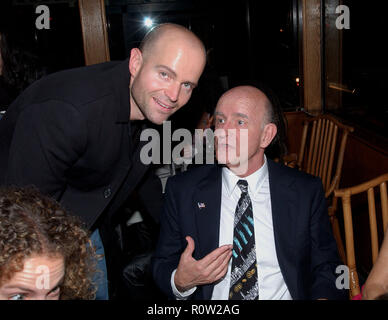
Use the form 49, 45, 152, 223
296, 77, 300, 87
144, 17, 153, 28
280, 28, 284, 32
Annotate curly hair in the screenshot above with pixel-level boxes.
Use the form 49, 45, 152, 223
0, 186, 97, 300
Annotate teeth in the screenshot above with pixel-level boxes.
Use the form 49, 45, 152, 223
155, 98, 172, 109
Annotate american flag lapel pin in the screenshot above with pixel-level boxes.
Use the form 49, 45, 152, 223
197, 202, 206, 209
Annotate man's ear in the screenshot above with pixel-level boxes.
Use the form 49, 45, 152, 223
129, 48, 143, 77
260, 123, 277, 149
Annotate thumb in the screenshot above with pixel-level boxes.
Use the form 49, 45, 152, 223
183, 236, 195, 257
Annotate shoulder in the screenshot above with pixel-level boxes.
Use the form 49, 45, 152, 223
267, 158, 323, 189
17, 60, 126, 107
165, 165, 219, 190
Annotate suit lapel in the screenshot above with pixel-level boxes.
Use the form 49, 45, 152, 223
267, 159, 299, 298
193, 165, 222, 299
194, 165, 222, 258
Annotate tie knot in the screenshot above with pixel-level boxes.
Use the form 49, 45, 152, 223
237, 180, 248, 194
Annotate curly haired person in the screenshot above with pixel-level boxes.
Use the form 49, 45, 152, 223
0, 186, 97, 300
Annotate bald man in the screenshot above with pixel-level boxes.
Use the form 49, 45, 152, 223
152, 86, 347, 300
0, 23, 206, 299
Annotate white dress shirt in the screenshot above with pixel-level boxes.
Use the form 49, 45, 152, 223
171, 156, 292, 300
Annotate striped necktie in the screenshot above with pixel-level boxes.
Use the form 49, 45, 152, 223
229, 180, 259, 300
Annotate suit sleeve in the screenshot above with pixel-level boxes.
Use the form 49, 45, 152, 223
309, 178, 348, 300
151, 178, 186, 299
5, 100, 87, 200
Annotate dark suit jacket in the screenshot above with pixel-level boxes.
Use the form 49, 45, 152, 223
152, 159, 347, 300
0, 59, 160, 230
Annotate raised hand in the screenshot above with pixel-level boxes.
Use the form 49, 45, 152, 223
174, 236, 233, 292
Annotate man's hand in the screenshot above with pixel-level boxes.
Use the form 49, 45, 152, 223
174, 236, 233, 292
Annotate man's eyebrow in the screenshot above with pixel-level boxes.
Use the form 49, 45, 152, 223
233, 112, 249, 119
155, 65, 197, 87
214, 111, 248, 119
155, 65, 177, 78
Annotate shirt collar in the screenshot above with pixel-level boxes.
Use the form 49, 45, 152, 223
222, 155, 269, 197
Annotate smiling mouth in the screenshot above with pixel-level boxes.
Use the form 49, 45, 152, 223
153, 97, 174, 110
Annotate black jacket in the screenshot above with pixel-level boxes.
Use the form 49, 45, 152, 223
0, 59, 160, 229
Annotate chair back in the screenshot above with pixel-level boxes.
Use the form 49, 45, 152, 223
297, 114, 354, 198
334, 173, 388, 298
295, 114, 354, 263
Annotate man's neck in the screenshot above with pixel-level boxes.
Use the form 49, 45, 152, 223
227, 155, 265, 178
129, 90, 145, 121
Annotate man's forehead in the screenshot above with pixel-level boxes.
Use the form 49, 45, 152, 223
216, 96, 260, 115
215, 110, 249, 119
145, 29, 205, 59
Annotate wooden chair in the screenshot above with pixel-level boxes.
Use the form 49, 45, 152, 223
334, 173, 388, 298
287, 114, 354, 263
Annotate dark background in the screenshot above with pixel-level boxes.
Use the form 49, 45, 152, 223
0, 0, 386, 137
0, 0, 300, 130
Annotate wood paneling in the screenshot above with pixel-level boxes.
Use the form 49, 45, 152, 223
302, 0, 322, 114
341, 135, 388, 189
285, 111, 311, 154
324, 0, 343, 112
79, 0, 110, 66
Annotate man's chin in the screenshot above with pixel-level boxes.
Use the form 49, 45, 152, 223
145, 111, 169, 125
216, 154, 239, 167
150, 118, 166, 125
226, 162, 249, 176
216, 156, 249, 176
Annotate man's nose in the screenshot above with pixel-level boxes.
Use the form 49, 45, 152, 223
215, 126, 228, 141
219, 120, 232, 131
165, 82, 181, 102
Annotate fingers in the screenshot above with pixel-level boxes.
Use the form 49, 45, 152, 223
192, 245, 232, 283
176, 240, 233, 288
213, 250, 233, 281
204, 248, 232, 279
201, 244, 232, 265
206, 247, 231, 270
183, 236, 195, 257
195, 248, 232, 285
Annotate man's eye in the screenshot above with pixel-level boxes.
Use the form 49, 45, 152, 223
238, 120, 245, 125
160, 71, 168, 79
217, 118, 225, 124
9, 294, 25, 300
182, 82, 192, 89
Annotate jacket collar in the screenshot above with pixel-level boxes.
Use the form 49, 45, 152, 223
194, 165, 223, 258
103, 59, 131, 124
192, 165, 222, 299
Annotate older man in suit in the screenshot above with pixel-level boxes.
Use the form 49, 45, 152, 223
0, 23, 206, 299
152, 86, 347, 300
